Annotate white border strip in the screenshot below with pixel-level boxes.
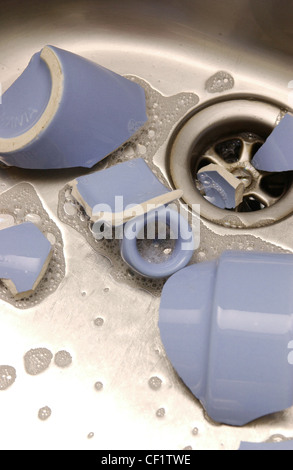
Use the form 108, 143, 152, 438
70, 178, 183, 226
0, 46, 64, 153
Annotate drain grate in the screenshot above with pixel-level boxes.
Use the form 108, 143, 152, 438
168, 99, 293, 228
214, 138, 243, 164
193, 133, 291, 213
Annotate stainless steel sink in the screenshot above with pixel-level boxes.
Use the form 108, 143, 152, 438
0, 0, 293, 450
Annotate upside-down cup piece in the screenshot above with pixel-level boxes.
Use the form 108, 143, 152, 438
159, 251, 293, 426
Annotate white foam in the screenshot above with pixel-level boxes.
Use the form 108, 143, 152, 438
206, 71, 234, 93
0, 365, 16, 390
24, 348, 53, 375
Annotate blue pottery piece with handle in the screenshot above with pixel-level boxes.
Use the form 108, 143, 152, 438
120, 205, 194, 279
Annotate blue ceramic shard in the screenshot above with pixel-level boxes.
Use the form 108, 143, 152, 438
252, 114, 293, 172
0, 45, 147, 169
0, 222, 52, 298
159, 251, 293, 426
120, 206, 194, 278
239, 440, 293, 451
197, 164, 244, 209
70, 158, 183, 226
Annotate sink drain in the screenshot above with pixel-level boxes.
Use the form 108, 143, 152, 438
168, 99, 293, 228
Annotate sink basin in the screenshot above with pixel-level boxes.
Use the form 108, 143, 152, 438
0, 0, 293, 450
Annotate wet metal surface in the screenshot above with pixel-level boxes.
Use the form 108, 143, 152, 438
0, 0, 293, 450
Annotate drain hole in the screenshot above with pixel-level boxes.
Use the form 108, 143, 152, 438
214, 138, 243, 164
237, 196, 266, 212
169, 99, 293, 227
260, 173, 291, 198
251, 142, 263, 157
196, 157, 213, 172
192, 131, 291, 213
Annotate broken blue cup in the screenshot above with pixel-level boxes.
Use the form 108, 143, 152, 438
0, 222, 52, 298
251, 113, 293, 172
120, 206, 194, 279
0, 46, 147, 169
159, 251, 293, 426
68, 158, 190, 279
70, 158, 183, 228
197, 163, 244, 209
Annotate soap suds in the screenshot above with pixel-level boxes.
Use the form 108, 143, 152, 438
0, 365, 16, 390
24, 347, 53, 375
54, 350, 72, 368
38, 406, 52, 421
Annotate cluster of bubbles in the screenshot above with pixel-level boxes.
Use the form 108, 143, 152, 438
191, 220, 290, 266
1, 347, 72, 422
205, 71, 234, 94
23, 347, 72, 375
38, 406, 52, 421
275, 109, 288, 127
0, 365, 16, 390
156, 407, 166, 418
24, 348, 53, 376
148, 376, 162, 391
